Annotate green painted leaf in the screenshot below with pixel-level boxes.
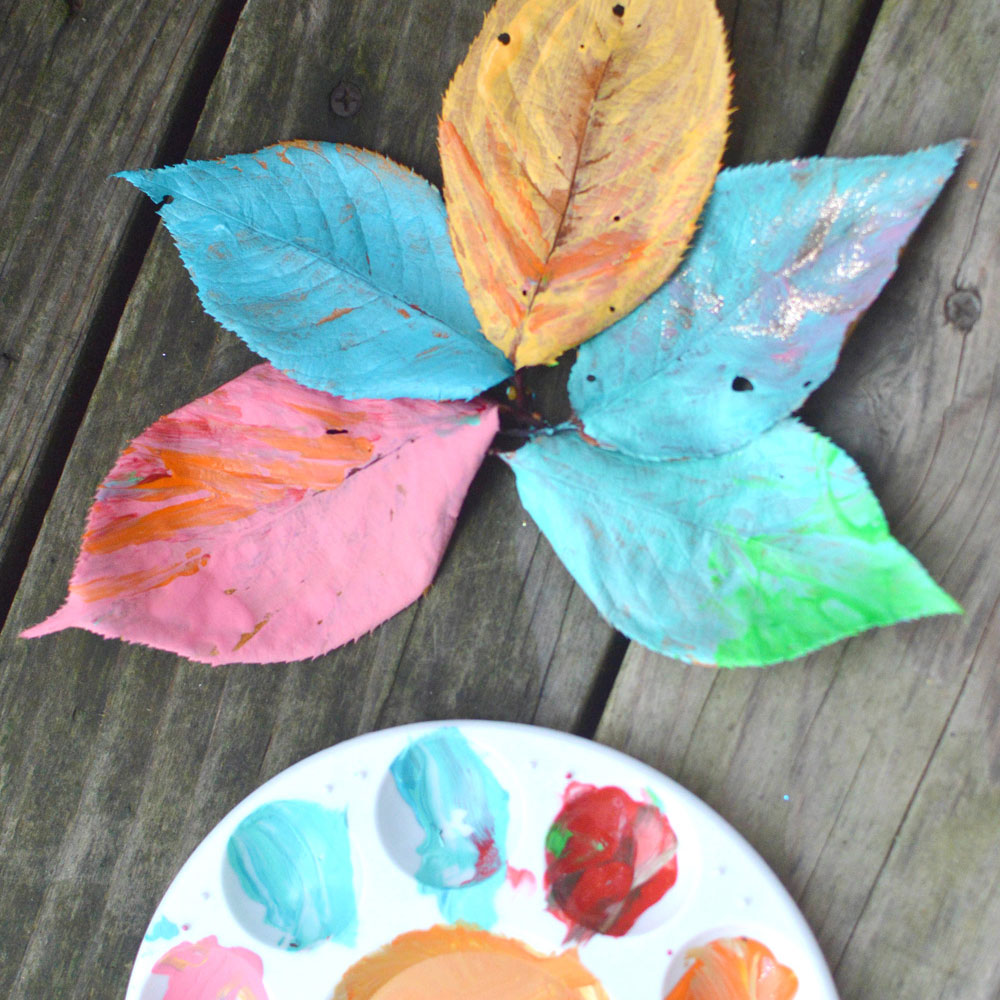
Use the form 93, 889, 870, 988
504, 422, 959, 666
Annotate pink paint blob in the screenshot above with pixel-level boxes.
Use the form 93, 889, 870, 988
506, 864, 538, 892
152, 936, 269, 999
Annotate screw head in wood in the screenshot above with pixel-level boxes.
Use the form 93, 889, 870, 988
944, 287, 981, 332
330, 81, 362, 117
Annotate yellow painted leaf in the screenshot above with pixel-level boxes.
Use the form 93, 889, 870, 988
440, 0, 731, 368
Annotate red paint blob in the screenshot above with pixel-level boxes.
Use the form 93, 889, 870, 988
544, 783, 678, 940
472, 834, 502, 882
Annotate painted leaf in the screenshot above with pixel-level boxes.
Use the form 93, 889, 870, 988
569, 143, 964, 459
665, 937, 799, 1000
119, 142, 512, 400
440, 0, 730, 368
503, 421, 959, 666
23, 365, 498, 664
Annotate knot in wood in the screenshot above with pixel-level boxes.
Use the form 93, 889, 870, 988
944, 287, 981, 332
330, 82, 362, 117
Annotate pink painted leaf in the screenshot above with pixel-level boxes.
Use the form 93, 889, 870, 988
23, 364, 498, 664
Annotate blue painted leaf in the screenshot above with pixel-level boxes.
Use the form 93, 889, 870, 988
569, 142, 963, 459
503, 423, 959, 666
119, 142, 513, 400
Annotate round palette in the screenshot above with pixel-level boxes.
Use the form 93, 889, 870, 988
126, 721, 839, 999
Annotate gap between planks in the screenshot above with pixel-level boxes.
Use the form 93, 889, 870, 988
0, 0, 249, 631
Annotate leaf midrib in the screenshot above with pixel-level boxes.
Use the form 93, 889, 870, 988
165, 176, 468, 339
513, 52, 615, 355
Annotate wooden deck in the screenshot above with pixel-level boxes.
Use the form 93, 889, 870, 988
1, 0, 998, 996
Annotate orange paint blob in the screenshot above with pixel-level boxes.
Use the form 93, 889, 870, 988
665, 937, 799, 1000
334, 925, 609, 1000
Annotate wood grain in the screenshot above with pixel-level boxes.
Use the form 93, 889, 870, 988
597, 1, 1000, 998
717, 0, 874, 161
0, 0, 243, 617
0, 1, 612, 995
0, 0, 928, 997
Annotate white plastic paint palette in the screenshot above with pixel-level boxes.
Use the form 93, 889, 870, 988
126, 721, 840, 999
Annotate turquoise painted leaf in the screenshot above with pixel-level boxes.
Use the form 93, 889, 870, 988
119, 142, 513, 400
503, 422, 959, 666
569, 143, 963, 459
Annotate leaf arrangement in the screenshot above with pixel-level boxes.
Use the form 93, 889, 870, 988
25, 0, 962, 666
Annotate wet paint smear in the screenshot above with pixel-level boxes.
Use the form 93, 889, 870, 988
144, 914, 180, 943
333, 924, 610, 1000
665, 937, 799, 1000
544, 783, 678, 941
226, 799, 357, 949
152, 935, 269, 999
390, 726, 510, 928
506, 864, 537, 893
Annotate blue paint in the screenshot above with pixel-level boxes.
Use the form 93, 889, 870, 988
227, 799, 357, 949
570, 142, 963, 459
390, 726, 509, 928
144, 914, 180, 942
119, 142, 512, 401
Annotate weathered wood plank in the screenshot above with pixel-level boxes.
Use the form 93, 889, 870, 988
0, 0, 244, 617
597, 2, 1000, 998
0, 0, 882, 997
0, 1, 599, 994
717, 0, 877, 161
826, 38, 1000, 999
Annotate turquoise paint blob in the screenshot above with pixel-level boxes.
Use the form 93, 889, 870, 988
144, 914, 180, 943
390, 727, 510, 928
226, 799, 357, 949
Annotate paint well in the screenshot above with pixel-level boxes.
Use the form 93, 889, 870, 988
545, 783, 678, 940
389, 727, 509, 927
665, 937, 799, 999
333, 924, 609, 1000
151, 936, 269, 999
226, 799, 357, 949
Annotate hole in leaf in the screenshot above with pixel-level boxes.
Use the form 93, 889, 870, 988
609, 306, 616, 312
326, 428, 348, 435
586, 374, 597, 382
612, 3, 625, 16
803, 380, 812, 388
731, 376, 753, 392
498, 32, 511, 44
613, 215, 620, 221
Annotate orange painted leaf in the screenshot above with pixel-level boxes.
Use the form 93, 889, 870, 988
440, 0, 731, 368
22, 365, 498, 664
